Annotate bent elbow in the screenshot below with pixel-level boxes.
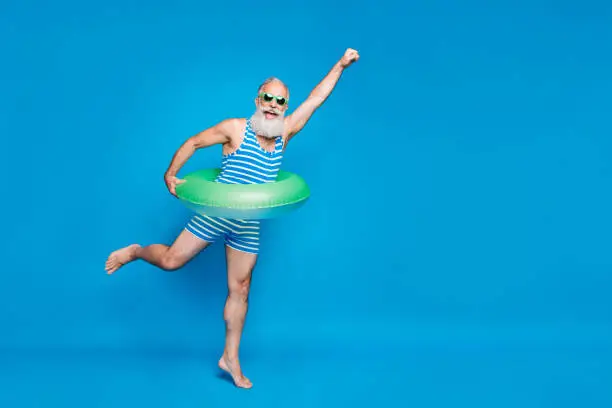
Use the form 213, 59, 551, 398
185, 137, 200, 151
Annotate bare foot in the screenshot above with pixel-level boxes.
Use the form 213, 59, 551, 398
218, 355, 252, 389
105, 244, 141, 274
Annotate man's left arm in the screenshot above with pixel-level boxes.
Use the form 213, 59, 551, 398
285, 48, 359, 140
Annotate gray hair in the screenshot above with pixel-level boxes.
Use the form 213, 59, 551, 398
257, 77, 289, 96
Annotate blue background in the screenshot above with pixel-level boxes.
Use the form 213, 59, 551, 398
1, 0, 611, 406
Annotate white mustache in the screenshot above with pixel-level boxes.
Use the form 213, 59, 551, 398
263, 107, 281, 115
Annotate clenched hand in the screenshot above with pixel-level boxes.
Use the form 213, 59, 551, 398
340, 48, 360, 68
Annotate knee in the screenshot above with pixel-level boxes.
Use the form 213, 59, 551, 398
229, 276, 251, 300
159, 253, 185, 271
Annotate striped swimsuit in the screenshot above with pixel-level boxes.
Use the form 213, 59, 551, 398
185, 119, 284, 254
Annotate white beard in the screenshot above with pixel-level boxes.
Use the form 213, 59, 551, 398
250, 107, 285, 138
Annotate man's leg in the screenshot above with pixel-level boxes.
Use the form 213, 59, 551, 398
105, 229, 211, 274
218, 244, 258, 389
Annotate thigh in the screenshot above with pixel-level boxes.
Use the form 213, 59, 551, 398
225, 220, 260, 256
169, 227, 211, 263
185, 214, 225, 244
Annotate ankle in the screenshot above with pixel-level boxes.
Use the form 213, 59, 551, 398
223, 351, 239, 362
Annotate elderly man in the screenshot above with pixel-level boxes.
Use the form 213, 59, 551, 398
105, 48, 359, 388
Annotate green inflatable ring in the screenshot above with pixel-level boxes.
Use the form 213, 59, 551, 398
175, 168, 311, 219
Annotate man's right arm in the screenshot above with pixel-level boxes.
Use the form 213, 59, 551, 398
164, 118, 238, 194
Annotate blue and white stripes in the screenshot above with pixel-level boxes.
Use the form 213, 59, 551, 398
215, 121, 284, 184
184, 119, 284, 254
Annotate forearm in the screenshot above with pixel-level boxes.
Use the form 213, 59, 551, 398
164, 139, 196, 178
286, 49, 357, 138
309, 61, 344, 104
164, 120, 234, 178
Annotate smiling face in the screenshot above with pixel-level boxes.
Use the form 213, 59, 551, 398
250, 78, 289, 138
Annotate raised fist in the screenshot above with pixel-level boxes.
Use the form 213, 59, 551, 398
340, 48, 360, 68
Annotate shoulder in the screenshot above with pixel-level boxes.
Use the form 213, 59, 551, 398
215, 117, 246, 141
217, 117, 245, 132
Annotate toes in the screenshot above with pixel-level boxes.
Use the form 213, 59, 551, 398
236, 375, 252, 388
236, 380, 251, 388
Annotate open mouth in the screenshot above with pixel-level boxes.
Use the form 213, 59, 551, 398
264, 110, 279, 119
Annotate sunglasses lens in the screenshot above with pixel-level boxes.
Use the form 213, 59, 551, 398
260, 93, 287, 105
